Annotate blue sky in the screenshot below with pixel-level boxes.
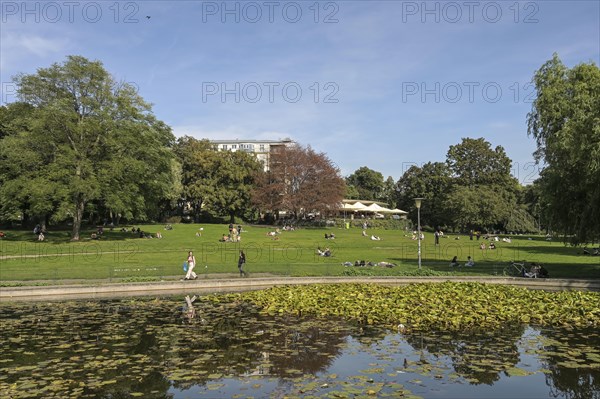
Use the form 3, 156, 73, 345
1, 1, 599, 183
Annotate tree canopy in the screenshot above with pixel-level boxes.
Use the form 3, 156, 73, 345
174, 136, 262, 223
252, 144, 345, 218
527, 54, 600, 244
346, 167, 385, 201
1, 56, 177, 239
394, 162, 452, 228
395, 138, 525, 232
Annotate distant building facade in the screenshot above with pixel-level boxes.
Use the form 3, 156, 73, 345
209, 138, 295, 170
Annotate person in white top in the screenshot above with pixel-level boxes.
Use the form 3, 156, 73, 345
185, 251, 197, 280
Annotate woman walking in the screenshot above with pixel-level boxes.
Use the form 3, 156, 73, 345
238, 250, 248, 277
185, 251, 197, 280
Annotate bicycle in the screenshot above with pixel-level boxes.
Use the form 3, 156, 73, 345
503, 260, 525, 277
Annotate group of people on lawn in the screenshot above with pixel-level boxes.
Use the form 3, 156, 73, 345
449, 255, 475, 268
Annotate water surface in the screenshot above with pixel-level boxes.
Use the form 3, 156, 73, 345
1, 296, 598, 398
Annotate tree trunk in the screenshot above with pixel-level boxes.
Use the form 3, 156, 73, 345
72, 196, 85, 241
193, 200, 203, 223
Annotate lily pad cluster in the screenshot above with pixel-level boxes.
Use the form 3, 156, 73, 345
0, 299, 361, 398
1, 284, 599, 398
221, 282, 600, 331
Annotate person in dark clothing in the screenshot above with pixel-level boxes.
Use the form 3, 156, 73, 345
449, 256, 460, 268
238, 250, 248, 277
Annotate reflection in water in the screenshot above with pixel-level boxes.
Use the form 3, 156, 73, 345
0, 297, 599, 398
540, 328, 600, 399
403, 327, 525, 385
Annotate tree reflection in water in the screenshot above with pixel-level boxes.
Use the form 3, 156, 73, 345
540, 328, 600, 399
1, 297, 599, 399
402, 327, 524, 385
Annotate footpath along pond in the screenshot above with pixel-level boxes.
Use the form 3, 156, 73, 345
1, 283, 599, 399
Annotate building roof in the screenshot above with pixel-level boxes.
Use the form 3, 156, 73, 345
209, 138, 295, 144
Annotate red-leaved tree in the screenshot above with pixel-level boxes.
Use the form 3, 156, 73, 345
252, 144, 345, 219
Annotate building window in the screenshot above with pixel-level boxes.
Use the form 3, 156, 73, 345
232, 145, 237, 149
259, 144, 265, 151
222, 145, 227, 150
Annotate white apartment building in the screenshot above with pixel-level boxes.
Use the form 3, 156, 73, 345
210, 138, 295, 170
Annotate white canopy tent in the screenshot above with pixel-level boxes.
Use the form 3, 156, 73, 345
341, 202, 367, 211
363, 203, 391, 213
389, 208, 408, 214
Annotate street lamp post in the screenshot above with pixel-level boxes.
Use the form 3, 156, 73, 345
414, 198, 424, 270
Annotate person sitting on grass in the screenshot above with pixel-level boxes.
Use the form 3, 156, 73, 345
489, 242, 496, 250
371, 235, 381, 241
317, 247, 331, 257
480, 242, 486, 250
524, 264, 541, 278
583, 247, 599, 256
362, 230, 367, 237
465, 256, 475, 267
220, 234, 229, 242
449, 256, 460, 268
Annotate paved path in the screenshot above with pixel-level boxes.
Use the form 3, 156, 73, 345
1, 275, 599, 301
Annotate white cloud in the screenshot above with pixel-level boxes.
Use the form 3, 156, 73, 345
0, 27, 69, 72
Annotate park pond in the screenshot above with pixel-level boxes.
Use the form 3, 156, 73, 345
1, 289, 599, 399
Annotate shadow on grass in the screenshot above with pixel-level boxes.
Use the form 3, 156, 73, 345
0, 229, 148, 244
390, 258, 600, 279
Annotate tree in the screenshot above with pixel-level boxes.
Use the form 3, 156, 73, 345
381, 176, 397, 208
395, 162, 452, 228
0, 102, 60, 226
445, 185, 514, 231
174, 137, 215, 222
252, 144, 345, 218
209, 150, 262, 222
346, 167, 384, 201
345, 184, 360, 200
527, 54, 600, 244
174, 136, 262, 222
446, 137, 513, 188
445, 138, 521, 231
7, 56, 176, 239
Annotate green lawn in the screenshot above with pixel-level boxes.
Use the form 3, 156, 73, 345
0, 223, 598, 283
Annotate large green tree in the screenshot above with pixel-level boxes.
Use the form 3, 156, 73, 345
446, 137, 513, 187
395, 162, 452, 228
0, 102, 61, 226
346, 166, 384, 201
445, 138, 520, 231
174, 136, 262, 222
4, 56, 177, 239
527, 54, 600, 244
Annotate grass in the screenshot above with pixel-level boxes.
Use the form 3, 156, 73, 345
0, 223, 599, 283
